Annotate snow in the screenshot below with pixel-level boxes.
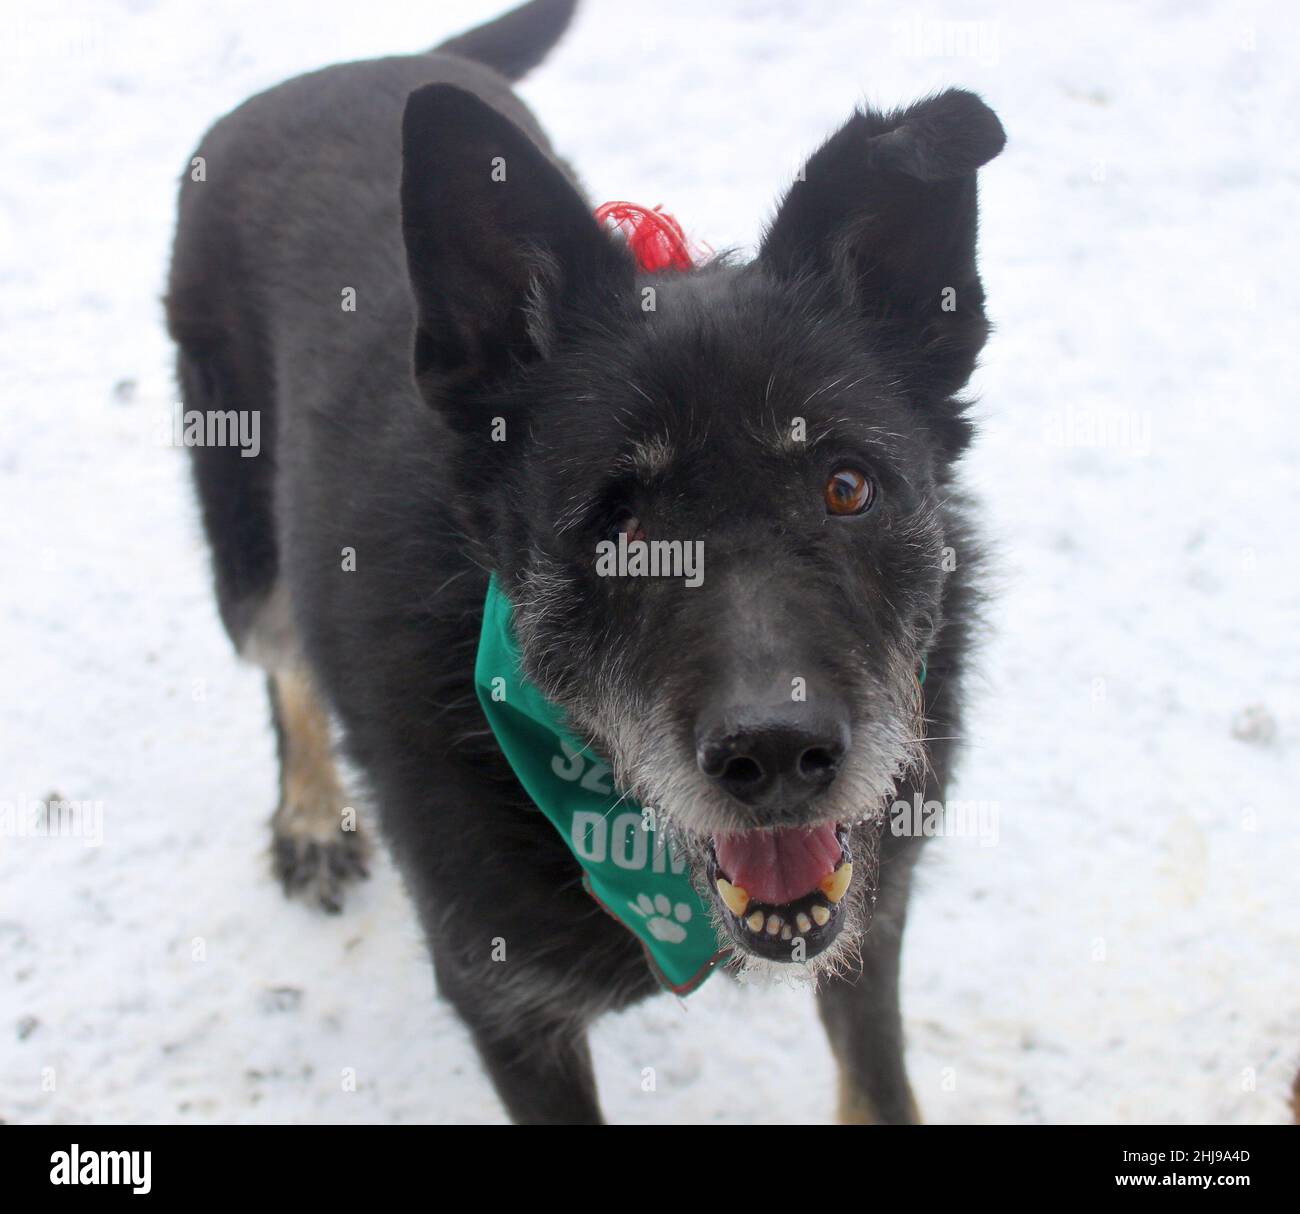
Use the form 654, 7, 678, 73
2, 0, 1297, 1125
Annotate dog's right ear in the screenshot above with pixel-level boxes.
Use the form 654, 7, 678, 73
401, 84, 631, 404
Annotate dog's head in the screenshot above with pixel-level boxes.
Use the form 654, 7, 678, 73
401, 84, 1003, 971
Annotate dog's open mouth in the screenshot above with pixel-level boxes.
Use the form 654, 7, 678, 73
705, 823, 852, 962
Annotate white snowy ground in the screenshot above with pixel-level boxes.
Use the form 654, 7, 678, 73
1, 0, 1298, 1126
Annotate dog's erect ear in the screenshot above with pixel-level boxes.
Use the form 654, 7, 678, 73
760, 90, 1005, 400
401, 84, 630, 402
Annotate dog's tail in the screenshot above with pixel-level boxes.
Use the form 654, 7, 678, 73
434, 0, 578, 81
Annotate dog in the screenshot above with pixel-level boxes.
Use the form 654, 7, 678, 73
166, 0, 1004, 1124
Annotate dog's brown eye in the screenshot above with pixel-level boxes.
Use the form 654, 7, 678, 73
824, 468, 874, 516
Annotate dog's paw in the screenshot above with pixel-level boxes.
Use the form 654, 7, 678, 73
627, 893, 692, 943
272, 820, 369, 914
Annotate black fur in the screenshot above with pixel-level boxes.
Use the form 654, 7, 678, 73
167, 0, 1003, 1124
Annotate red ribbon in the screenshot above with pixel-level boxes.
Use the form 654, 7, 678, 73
594, 201, 697, 273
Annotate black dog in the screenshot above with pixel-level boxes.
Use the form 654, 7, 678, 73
167, 0, 1004, 1123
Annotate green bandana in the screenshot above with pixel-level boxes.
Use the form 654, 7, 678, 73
473, 576, 729, 994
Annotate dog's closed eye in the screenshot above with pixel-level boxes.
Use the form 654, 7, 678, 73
609, 510, 647, 542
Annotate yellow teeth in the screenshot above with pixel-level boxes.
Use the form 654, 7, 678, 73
727, 868, 845, 936
819, 862, 852, 904
716, 878, 751, 917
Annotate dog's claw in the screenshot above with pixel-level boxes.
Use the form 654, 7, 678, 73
272, 829, 369, 913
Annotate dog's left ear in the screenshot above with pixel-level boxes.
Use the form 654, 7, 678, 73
760, 90, 1005, 403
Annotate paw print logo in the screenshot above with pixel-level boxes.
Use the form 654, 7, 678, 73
628, 893, 692, 943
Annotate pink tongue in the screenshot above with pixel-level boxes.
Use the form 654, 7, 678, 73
714, 823, 841, 906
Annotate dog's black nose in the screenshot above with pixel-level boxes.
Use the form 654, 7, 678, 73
695, 701, 850, 809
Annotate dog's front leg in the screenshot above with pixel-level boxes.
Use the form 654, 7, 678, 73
430, 931, 607, 1125
464, 1014, 604, 1126
815, 843, 921, 1125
